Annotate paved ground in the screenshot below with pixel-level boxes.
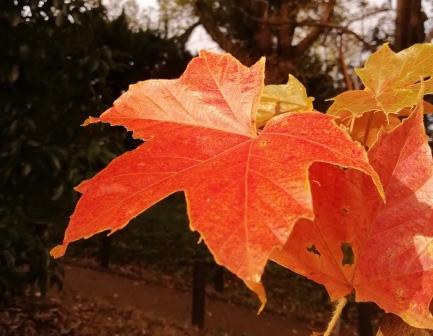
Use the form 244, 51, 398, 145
61, 264, 316, 336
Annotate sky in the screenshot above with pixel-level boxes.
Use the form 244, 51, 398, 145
137, 0, 157, 6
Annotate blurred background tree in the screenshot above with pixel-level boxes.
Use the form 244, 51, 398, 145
0, 0, 191, 300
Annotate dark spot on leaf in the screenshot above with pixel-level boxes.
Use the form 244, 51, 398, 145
307, 244, 321, 256
341, 242, 354, 265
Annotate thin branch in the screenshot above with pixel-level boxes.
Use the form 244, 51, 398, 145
194, 0, 245, 59
338, 34, 354, 90
233, 0, 335, 43
294, 0, 336, 56
346, 7, 391, 24
172, 21, 200, 45
298, 21, 373, 50
323, 297, 347, 336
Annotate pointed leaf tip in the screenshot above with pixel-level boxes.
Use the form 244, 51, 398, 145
245, 279, 267, 314
81, 116, 100, 127
50, 244, 67, 259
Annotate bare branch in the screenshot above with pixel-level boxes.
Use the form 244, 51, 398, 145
293, 0, 336, 56
297, 21, 373, 50
194, 0, 246, 59
172, 21, 200, 45
338, 35, 354, 90
231, 1, 370, 50
346, 7, 391, 24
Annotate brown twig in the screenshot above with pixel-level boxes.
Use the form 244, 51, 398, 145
323, 298, 347, 336
172, 21, 200, 45
338, 34, 354, 90
297, 21, 373, 50
234, 2, 372, 51
347, 7, 391, 24
230, 0, 337, 55
294, 0, 336, 56
194, 0, 244, 59
362, 111, 374, 148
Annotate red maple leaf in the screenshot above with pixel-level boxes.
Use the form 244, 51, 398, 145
272, 105, 433, 328
51, 51, 382, 304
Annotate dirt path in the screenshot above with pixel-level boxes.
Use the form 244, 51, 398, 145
60, 264, 315, 336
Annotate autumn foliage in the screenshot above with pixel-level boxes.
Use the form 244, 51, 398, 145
52, 44, 433, 331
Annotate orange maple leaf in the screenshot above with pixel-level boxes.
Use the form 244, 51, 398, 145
272, 104, 433, 329
51, 51, 382, 305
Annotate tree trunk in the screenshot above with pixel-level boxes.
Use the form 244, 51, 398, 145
394, 0, 426, 51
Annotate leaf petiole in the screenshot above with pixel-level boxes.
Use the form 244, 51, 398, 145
323, 297, 347, 336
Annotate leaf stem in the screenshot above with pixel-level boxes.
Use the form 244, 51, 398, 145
362, 112, 374, 147
323, 297, 347, 336
349, 116, 355, 134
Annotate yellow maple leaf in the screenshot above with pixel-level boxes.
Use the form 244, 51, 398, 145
328, 43, 433, 118
256, 74, 314, 127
